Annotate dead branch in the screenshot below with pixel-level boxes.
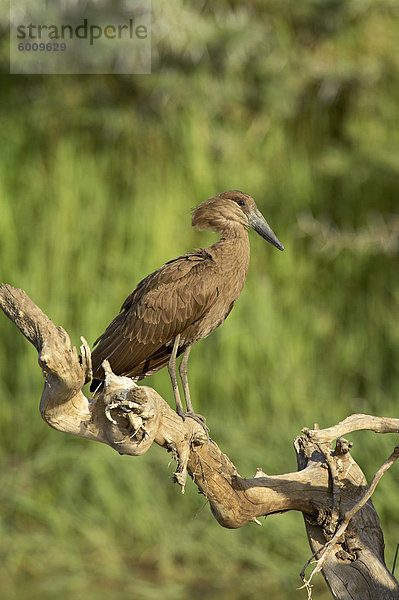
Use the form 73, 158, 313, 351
297, 212, 399, 256
303, 414, 399, 442
1, 283, 398, 600
300, 445, 399, 593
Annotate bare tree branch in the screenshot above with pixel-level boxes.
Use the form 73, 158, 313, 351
1, 283, 398, 600
303, 414, 399, 442
300, 446, 399, 595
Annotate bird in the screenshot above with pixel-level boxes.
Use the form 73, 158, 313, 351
90, 190, 283, 427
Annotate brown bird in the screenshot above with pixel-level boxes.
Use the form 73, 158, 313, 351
90, 191, 283, 426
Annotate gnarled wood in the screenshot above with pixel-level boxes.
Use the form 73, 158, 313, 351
303, 414, 399, 441
1, 283, 398, 599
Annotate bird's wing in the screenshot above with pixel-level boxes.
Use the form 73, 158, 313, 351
91, 250, 219, 378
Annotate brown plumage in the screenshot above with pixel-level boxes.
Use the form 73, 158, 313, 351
90, 190, 283, 425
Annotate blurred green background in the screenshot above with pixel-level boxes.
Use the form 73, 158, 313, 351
1, 1, 399, 598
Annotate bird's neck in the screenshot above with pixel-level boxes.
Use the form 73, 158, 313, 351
209, 226, 250, 273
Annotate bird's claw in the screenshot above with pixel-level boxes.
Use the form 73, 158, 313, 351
178, 410, 210, 435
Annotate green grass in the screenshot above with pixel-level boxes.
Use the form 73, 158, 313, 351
1, 1, 399, 598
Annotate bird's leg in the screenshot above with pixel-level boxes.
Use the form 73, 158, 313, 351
179, 345, 193, 412
179, 345, 208, 432
168, 334, 185, 419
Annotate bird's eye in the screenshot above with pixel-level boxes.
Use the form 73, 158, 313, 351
237, 200, 245, 207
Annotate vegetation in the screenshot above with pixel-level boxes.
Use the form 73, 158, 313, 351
1, 1, 398, 598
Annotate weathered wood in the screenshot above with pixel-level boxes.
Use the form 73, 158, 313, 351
303, 414, 399, 441
295, 436, 399, 599
1, 283, 398, 599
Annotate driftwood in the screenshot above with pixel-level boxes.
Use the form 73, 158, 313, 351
1, 283, 398, 600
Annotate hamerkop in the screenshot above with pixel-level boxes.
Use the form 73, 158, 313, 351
90, 191, 283, 426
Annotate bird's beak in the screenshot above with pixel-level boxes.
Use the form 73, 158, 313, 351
248, 209, 284, 251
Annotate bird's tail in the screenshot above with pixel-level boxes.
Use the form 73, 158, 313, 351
90, 378, 103, 394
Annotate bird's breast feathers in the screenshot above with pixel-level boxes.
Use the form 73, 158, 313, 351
117, 248, 245, 345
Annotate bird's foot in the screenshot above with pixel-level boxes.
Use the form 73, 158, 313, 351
177, 408, 209, 435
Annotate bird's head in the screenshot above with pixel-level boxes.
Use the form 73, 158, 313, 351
192, 190, 284, 251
